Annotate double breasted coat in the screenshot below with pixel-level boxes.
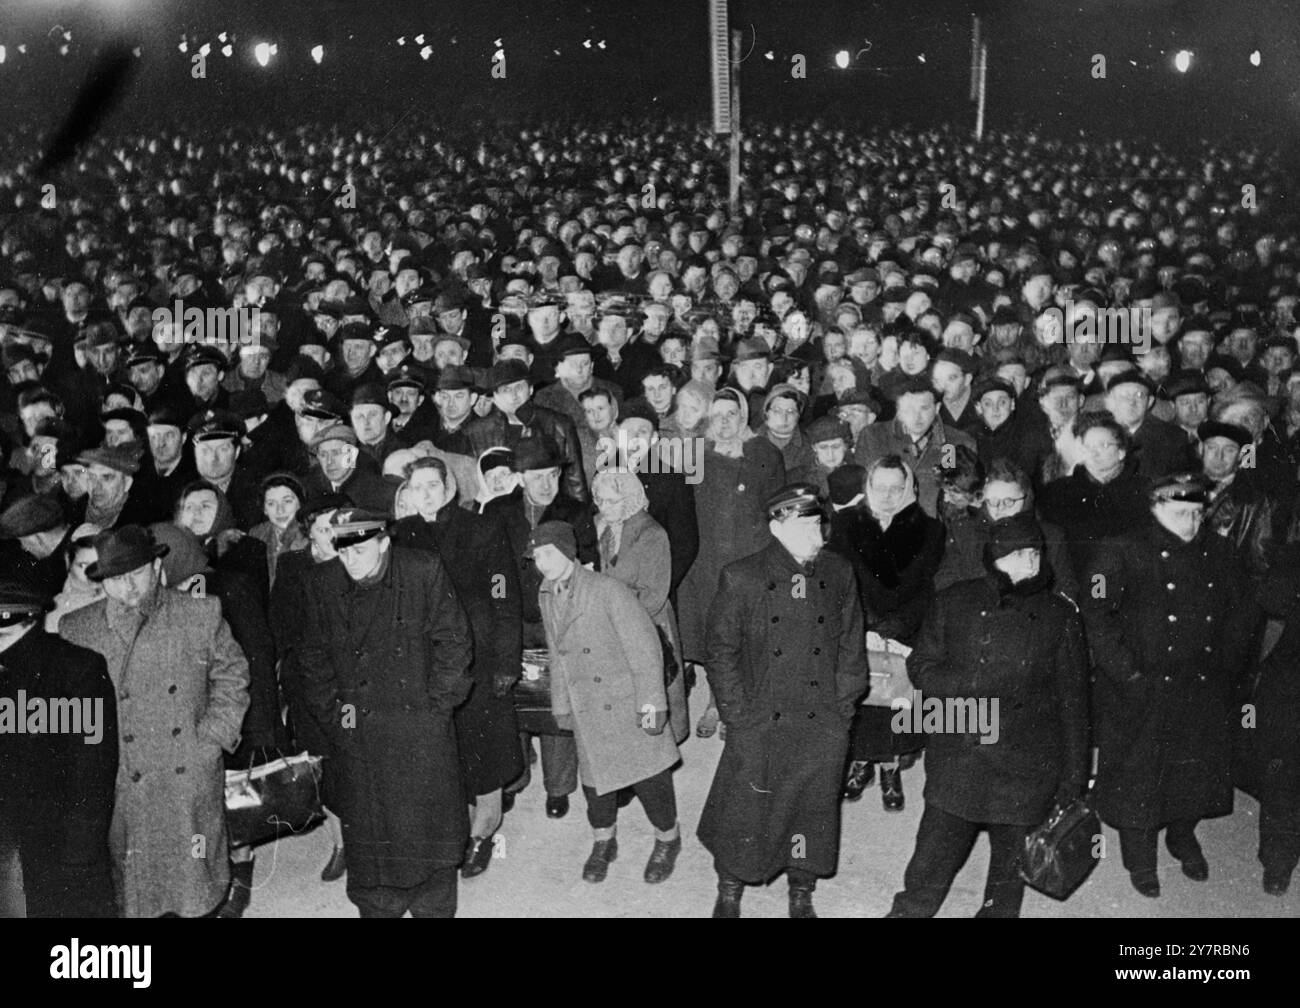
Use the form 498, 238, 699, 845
296, 545, 474, 892
908, 573, 1091, 825
392, 504, 526, 795
60, 588, 250, 918
539, 563, 680, 796
0, 627, 119, 917
698, 541, 868, 882
1081, 520, 1258, 830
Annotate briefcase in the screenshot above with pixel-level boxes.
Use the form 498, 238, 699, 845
1020, 796, 1103, 900
225, 752, 324, 848
513, 649, 573, 737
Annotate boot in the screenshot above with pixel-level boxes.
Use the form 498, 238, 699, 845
788, 876, 817, 918
712, 874, 744, 918
842, 760, 875, 801
644, 837, 682, 884
217, 859, 254, 918
1129, 870, 1161, 898
461, 836, 495, 879
880, 765, 905, 812
1263, 868, 1291, 896
582, 838, 619, 883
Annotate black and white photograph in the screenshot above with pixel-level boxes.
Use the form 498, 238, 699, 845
0, 0, 1296, 955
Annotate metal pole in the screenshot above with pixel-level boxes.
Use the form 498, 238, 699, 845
729, 29, 742, 216
974, 42, 987, 140
970, 16, 980, 102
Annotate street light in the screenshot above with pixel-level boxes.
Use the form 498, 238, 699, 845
254, 42, 277, 67
1250, 50, 1261, 67
311, 45, 324, 64
1174, 49, 1192, 73
835, 49, 850, 69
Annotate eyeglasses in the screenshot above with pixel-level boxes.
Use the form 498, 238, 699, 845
986, 496, 1025, 510
317, 448, 352, 462
767, 404, 801, 418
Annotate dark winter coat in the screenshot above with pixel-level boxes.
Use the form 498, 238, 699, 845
1039, 459, 1151, 579
1081, 520, 1258, 829
698, 541, 868, 882
466, 401, 590, 505
908, 573, 1091, 825
296, 545, 474, 890
393, 505, 525, 795
0, 627, 118, 917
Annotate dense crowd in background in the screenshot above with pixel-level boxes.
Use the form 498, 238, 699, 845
0, 116, 1298, 918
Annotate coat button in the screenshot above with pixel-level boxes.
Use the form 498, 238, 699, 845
603, 703, 612, 711
813, 647, 821, 655
810, 680, 819, 687
362, 708, 371, 716
119, 692, 130, 702
172, 728, 181, 737
1167, 645, 1175, 652
1206, 615, 1212, 622
1168, 614, 1177, 622
593, 676, 602, 683
131, 771, 142, 783
807, 711, 816, 719
817, 616, 825, 624
1166, 582, 1175, 590
175, 766, 186, 774
1160, 550, 1170, 558
123, 734, 135, 743
773, 648, 782, 657
583, 647, 591, 654
771, 616, 779, 623
1164, 675, 1172, 683
772, 712, 781, 721
1207, 582, 1214, 588
766, 582, 776, 591
359, 681, 369, 688
737, 483, 746, 492
167, 684, 177, 694
1204, 646, 1212, 653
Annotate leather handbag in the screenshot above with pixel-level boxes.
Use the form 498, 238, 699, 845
225, 752, 324, 848
1020, 795, 1103, 900
513, 648, 573, 737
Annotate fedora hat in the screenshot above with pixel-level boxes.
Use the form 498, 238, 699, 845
86, 525, 170, 581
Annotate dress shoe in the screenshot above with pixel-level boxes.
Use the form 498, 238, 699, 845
1130, 870, 1161, 898
1263, 869, 1291, 896
217, 861, 255, 918
712, 876, 744, 918
789, 881, 818, 918
582, 838, 619, 882
546, 795, 570, 819
880, 767, 905, 812
501, 791, 516, 814
1179, 853, 1209, 882
644, 837, 682, 884
842, 760, 875, 802
320, 845, 346, 883
461, 836, 495, 879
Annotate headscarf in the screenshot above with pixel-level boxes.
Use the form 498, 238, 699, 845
865, 456, 918, 529
671, 380, 717, 438
474, 446, 521, 511
174, 479, 242, 559
706, 387, 754, 459
592, 469, 649, 568
46, 525, 105, 631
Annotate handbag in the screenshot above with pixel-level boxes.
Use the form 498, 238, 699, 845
1019, 794, 1103, 900
224, 752, 324, 848
513, 648, 573, 737
863, 635, 914, 707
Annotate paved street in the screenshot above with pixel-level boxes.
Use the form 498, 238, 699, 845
245, 727, 1296, 919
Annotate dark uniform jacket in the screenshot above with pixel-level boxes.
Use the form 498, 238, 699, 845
296, 545, 474, 891
698, 541, 868, 882
1081, 520, 1258, 829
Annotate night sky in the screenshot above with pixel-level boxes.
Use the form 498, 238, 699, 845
1, 0, 1298, 146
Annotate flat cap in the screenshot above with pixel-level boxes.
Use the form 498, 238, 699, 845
0, 494, 66, 539
524, 519, 577, 561
77, 443, 141, 475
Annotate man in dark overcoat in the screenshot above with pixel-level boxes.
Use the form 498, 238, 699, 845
1081, 473, 1258, 898
392, 456, 524, 879
887, 514, 1090, 917
698, 482, 868, 918
297, 509, 474, 917
0, 581, 118, 917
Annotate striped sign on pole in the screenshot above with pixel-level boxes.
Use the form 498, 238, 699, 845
710, 0, 732, 134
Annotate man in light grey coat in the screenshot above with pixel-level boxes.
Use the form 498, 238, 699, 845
61, 525, 250, 918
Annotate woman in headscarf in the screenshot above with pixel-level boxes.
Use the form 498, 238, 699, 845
676, 387, 786, 737
274, 494, 352, 885
840, 455, 945, 811
44, 523, 103, 632
248, 472, 309, 588
592, 469, 689, 744
168, 480, 285, 918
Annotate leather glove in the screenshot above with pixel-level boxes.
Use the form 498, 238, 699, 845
493, 673, 518, 698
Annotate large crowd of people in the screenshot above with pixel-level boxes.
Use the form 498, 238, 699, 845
1, 115, 1298, 918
